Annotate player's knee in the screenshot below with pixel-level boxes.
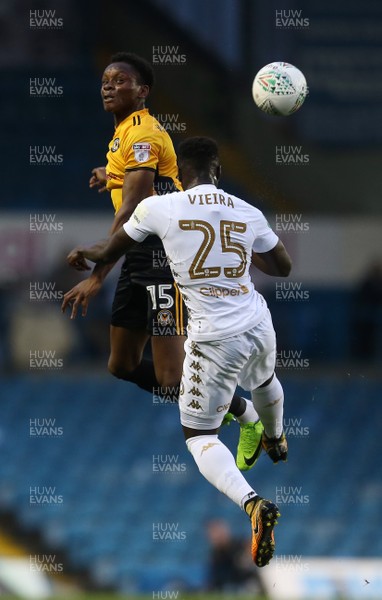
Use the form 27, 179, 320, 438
108, 356, 139, 380
156, 369, 181, 390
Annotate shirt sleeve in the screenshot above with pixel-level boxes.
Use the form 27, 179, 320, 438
123, 195, 171, 242
251, 212, 279, 253
120, 129, 161, 172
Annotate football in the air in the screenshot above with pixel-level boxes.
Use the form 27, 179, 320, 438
252, 62, 308, 116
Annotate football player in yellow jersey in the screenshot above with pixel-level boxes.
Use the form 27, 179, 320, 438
62, 52, 185, 399
62, 54, 272, 467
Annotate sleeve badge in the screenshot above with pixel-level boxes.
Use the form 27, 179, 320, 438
132, 143, 151, 163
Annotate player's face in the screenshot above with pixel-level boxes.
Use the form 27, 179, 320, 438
101, 63, 148, 117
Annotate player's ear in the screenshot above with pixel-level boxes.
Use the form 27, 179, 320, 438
138, 84, 150, 99
215, 164, 222, 182
177, 166, 183, 184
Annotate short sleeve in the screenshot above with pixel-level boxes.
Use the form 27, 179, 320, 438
251, 213, 279, 253
123, 195, 171, 242
120, 129, 161, 172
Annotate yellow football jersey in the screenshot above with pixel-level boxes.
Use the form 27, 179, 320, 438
105, 108, 181, 213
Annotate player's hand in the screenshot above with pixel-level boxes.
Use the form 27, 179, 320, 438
61, 277, 102, 319
67, 248, 91, 271
89, 166, 107, 193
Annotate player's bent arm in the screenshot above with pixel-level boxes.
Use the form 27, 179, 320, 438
81, 169, 154, 282
81, 228, 136, 265
251, 240, 292, 277
109, 169, 155, 234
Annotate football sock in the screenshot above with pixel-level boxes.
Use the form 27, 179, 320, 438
186, 434, 256, 509
236, 397, 260, 424
251, 376, 284, 438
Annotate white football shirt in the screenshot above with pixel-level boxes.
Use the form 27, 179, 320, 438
124, 184, 278, 341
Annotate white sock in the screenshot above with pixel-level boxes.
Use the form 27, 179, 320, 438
251, 375, 284, 438
186, 435, 257, 510
236, 397, 260, 425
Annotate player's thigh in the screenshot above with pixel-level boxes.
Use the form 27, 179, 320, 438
109, 325, 150, 372
179, 338, 243, 431
238, 309, 276, 391
151, 334, 186, 387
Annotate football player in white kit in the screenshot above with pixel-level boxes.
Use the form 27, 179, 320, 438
68, 137, 292, 567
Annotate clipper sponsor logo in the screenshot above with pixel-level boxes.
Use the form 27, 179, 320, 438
200, 284, 249, 297
152, 46, 187, 65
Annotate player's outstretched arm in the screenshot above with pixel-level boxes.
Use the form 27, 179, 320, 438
61, 228, 136, 319
68, 228, 136, 268
252, 240, 292, 277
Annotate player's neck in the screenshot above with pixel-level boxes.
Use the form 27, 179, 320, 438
185, 176, 217, 190
113, 103, 146, 126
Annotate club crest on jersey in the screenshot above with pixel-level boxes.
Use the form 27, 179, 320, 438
133, 142, 151, 163
111, 138, 120, 152
157, 309, 174, 327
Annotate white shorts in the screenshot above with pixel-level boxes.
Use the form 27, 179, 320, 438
179, 309, 276, 430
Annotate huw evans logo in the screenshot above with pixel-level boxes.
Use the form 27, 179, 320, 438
152, 523, 186, 541
153, 113, 186, 133
30, 146, 63, 165
152, 455, 186, 474
275, 9, 309, 28
29, 9, 63, 29
29, 282, 63, 302
276, 146, 309, 165
275, 282, 309, 301
30, 214, 63, 232
275, 213, 309, 232
276, 555, 310, 572
275, 486, 309, 505
30, 78, 63, 97
152, 592, 179, 599
29, 350, 63, 370
30, 486, 63, 505
30, 418, 63, 437
276, 350, 309, 370
152, 386, 178, 405
282, 417, 310, 438
30, 555, 63, 572
152, 46, 186, 65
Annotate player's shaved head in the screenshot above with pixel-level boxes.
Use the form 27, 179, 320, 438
178, 137, 219, 170
109, 52, 155, 90
177, 137, 221, 189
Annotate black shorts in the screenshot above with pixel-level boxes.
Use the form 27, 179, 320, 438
111, 261, 187, 336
